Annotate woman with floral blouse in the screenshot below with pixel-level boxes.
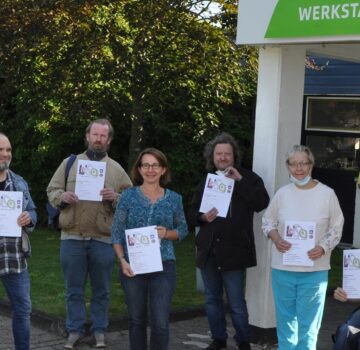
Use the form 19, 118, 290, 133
111, 148, 188, 350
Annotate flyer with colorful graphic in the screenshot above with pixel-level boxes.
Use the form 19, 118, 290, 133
0, 191, 23, 237
75, 160, 106, 201
125, 225, 163, 275
343, 249, 360, 299
282, 220, 315, 267
199, 173, 235, 218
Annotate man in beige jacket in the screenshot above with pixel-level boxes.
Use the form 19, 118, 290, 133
47, 119, 132, 349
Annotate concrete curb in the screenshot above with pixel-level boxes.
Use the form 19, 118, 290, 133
0, 299, 205, 336
0, 299, 67, 335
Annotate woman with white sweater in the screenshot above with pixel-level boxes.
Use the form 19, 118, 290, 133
262, 145, 344, 350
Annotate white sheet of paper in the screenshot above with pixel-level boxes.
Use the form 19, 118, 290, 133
199, 173, 235, 218
343, 249, 360, 299
282, 220, 315, 267
125, 225, 163, 275
75, 160, 106, 201
0, 191, 23, 237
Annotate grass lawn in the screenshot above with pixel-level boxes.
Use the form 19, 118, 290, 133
0, 228, 204, 317
0, 228, 343, 318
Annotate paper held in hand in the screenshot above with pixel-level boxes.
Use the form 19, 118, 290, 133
282, 220, 315, 267
0, 191, 23, 237
74, 160, 106, 201
343, 249, 360, 299
199, 173, 235, 218
125, 225, 163, 275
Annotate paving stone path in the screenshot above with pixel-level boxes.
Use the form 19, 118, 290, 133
0, 296, 355, 349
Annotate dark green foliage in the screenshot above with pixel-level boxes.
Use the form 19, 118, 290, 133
0, 0, 258, 225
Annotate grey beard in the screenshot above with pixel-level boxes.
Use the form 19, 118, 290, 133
0, 161, 10, 171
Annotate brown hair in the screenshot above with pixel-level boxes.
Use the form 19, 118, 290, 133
131, 148, 171, 187
204, 132, 241, 172
85, 119, 114, 142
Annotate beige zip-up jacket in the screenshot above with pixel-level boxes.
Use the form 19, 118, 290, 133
47, 152, 132, 237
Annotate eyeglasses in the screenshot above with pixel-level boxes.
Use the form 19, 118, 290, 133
140, 163, 161, 170
288, 162, 311, 168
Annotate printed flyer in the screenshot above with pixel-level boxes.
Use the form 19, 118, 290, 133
75, 160, 106, 201
0, 191, 23, 237
199, 173, 234, 218
125, 226, 163, 275
343, 249, 360, 299
282, 220, 315, 267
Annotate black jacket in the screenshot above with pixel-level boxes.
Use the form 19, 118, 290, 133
189, 167, 269, 271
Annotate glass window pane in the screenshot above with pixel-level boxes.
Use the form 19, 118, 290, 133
306, 97, 360, 132
306, 135, 360, 171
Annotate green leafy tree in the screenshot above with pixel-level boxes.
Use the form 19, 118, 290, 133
0, 0, 258, 222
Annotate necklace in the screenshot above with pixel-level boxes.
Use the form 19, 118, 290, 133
140, 185, 164, 203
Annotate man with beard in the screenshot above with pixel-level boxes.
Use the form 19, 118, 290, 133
189, 132, 269, 350
0, 132, 37, 350
47, 119, 132, 349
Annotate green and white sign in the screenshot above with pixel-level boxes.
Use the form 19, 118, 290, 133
237, 0, 360, 44
267, 0, 360, 38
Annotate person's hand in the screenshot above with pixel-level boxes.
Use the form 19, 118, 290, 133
224, 166, 242, 181
101, 188, 116, 202
17, 211, 31, 227
120, 258, 135, 277
274, 238, 292, 253
307, 245, 325, 261
201, 207, 218, 223
334, 287, 348, 302
156, 226, 167, 239
61, 191, 79, 204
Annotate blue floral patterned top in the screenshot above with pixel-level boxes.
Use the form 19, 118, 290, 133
111, 187, 188, 261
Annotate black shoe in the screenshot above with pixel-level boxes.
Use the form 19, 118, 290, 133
238, 341, 251, 350
206, 339, 227, 349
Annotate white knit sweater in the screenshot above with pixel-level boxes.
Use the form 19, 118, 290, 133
262, 181, 344, 272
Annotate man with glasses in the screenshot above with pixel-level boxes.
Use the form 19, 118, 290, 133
47, 119, 132, 349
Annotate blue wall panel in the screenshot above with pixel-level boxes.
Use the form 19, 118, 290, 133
304, 56, 360, 95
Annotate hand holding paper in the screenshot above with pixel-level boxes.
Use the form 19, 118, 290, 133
222, 166, 242, 181
201, 207, 219, 223
334, 287, 348, 302
307, 245, 325, 261
17, 211, 31, 227
120, 258, 135, 277
156, 226, 167, 239
100, 187, 116, 202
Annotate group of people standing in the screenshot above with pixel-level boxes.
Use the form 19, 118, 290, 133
0, 119, 349, 350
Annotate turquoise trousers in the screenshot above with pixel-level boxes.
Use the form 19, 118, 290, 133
272, 268, 328, 350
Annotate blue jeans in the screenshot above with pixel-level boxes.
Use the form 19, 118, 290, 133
120, 260, 176, 350
332, 308, 360, 350
272, 269, 328, 350
1, 270, 31, 350
201, 253, 250, 345
60, 239, 115, 334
